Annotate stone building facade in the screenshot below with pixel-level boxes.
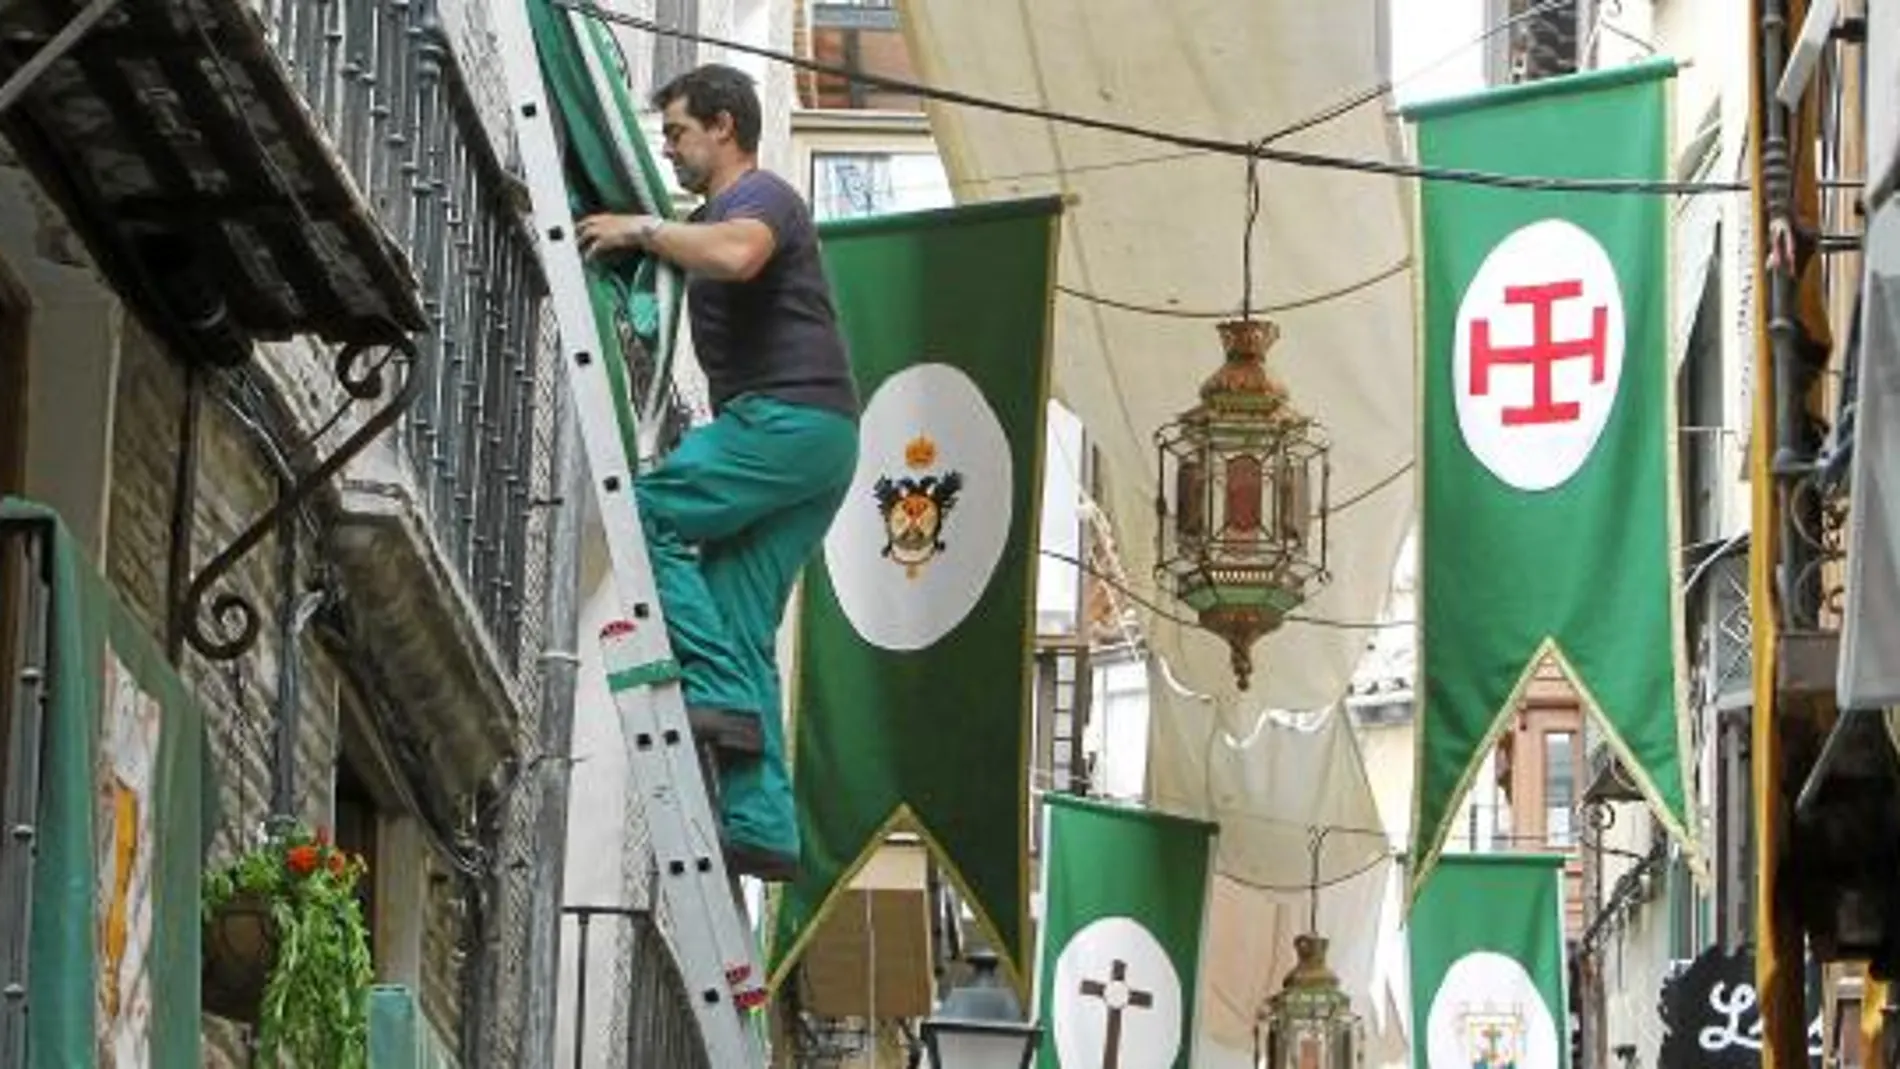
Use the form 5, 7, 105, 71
0, 0, 578, 1063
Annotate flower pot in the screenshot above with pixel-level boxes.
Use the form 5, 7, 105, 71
202, 892, 276, 1024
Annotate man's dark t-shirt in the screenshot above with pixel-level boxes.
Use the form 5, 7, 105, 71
687, 170, 858, 417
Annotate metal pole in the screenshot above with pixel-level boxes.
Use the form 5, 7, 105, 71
573, 911, 593, 1069
164, 364, 203, 665
1760, 0, 1823, 631
522, 385, 586, 1067
270, 494, 299, 821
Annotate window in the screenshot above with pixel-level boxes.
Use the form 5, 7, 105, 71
810, 152, 951, 221
1544, 731, 1576, 847
1677, 252, 1723, 546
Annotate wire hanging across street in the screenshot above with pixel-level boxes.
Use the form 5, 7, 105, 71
551, 0, 1750, 196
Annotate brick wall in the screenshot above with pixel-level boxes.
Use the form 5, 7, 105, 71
103, 314, 516, 1062
0, 0, 569, 1059
104, 320, 350, 1063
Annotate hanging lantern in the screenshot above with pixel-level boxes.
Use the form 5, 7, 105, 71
1259, 934, 1363, 1069
1154, 318, 1330, 689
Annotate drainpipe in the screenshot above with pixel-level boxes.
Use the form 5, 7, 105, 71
1759, 0, 1822, 630
270, 498, 328, 823
163, 364, 203, 665
520, 387, 586, 1069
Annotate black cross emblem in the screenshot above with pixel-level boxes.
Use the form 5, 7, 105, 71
1078, 959, 1155, 1069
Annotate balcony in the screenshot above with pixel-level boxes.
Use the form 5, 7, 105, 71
0, 0, 429, 359
0, 0, 551, 791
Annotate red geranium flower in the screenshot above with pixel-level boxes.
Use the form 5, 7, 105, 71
286, 844, 320, 876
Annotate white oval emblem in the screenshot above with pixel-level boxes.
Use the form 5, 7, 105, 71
1052, 916, 1184, 1069
1453, 218, 1626, 492
823, 362, 1012, 651
1425, 951, 1561, 1069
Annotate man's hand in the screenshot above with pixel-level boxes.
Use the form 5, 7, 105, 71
574, 212, 774, 282
576, 213, 659, 260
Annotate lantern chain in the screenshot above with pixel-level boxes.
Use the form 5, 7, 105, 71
1242, 141, 1265, 323
1306, 825, 1333, 935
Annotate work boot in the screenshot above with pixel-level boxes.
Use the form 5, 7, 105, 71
723, 836, 800, 883
688, 707, 763, 757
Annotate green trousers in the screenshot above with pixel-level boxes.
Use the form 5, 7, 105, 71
635, 394, 857, 858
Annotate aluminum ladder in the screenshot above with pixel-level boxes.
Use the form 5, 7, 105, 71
488, 3, 770, 1065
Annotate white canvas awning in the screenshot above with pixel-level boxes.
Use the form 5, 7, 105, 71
900, 0, 1417, 720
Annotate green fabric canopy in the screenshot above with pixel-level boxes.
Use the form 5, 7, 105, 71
528, 0, 685, 453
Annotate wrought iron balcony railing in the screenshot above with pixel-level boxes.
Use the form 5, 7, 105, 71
562, 905, 708, 1069
256, 0, 547, 671
0, 0, 550, 678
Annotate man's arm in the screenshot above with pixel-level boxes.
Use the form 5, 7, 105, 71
575, 213, 775, 282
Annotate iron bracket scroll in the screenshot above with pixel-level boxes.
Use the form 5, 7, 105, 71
176, 333, 424, 661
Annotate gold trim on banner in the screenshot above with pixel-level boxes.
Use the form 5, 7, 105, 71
765, 804, 1035, 1002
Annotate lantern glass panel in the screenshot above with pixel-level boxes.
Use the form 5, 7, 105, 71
1224, 454, 1263, 534
1275, 455, 1309, 547
1176, 453, 1208, 542
1297, 1027, 1326, 1069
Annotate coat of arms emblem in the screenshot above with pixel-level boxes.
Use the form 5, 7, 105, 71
1462, 1007, 1525, 1069
873, 434, 963, 579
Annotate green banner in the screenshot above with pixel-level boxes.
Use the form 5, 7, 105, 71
767, 196, 1063, 992
1407, 60, 1693, 897
1033, 796, 1214, 1069
3, 499, 204, 1068
1409, 854, 1569, 1069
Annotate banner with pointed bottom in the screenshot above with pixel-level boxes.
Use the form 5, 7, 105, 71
767, 196, 1064, 994
1404, 59, 1699, 900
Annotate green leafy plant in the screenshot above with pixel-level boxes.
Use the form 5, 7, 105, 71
203, 822, 374, 1068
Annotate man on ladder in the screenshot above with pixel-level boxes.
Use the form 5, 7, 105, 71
576, 63, 859, 883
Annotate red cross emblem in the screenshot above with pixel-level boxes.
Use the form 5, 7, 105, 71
1468, 280, 1610, 426
1451, 219, 1627, 493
